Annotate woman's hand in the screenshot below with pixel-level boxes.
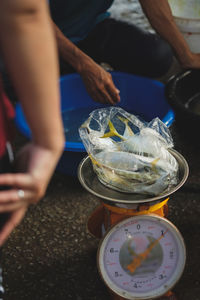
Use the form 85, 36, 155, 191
0, 142, 63, 246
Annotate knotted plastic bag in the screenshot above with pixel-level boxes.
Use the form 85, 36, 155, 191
79, 107, 178, 195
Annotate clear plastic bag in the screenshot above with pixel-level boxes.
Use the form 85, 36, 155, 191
79, 107, 178, 195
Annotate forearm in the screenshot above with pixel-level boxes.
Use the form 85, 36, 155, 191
53, 23, 94, 73
53, 23, 120, 105
0, 0, 64, 153
139, 0, 193, 66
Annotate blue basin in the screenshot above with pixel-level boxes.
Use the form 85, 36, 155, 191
15, 71, 174, 176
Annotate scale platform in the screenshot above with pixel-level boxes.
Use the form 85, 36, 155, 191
78, 149, 189, 209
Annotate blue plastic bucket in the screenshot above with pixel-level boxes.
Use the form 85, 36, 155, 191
15, 71, 174, 176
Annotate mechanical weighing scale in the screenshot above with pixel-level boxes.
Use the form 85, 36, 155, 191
78, 149, 189, 300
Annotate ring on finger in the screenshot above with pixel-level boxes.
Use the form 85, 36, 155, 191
17, 189, 25, 199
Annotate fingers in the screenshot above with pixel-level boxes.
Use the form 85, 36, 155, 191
0, 173, 33, 188
0, 172, 45, 198
99, 87, 116, 105
0, 188, 30, 204
89, 81, 120, 105
88, 89, 108, 104
90, 88, 116, 105
0, 201, 27, 212
99, 73, 120, 105
0, 188, 36, 212
0, 207, 27, 246
82, 68, 120, 105
0, 173, 44, 209
105, 85, 120, 105
105, 75, 120, 104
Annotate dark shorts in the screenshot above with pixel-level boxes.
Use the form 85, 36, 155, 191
60, 18, 173, 78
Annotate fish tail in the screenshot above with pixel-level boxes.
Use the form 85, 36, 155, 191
118, 116, 127, 123
118, 116, 134, 136
89, 154, 101, 167
101, 120, 124, 139
151, 157, 160, 173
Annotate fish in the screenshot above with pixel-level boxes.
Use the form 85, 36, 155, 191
95, 151, 177, 178
101, 117, 134, 140
92, 151, 178, 194
79, 108, 178, 195
100, 119, 177, 170
118, 116, 134, 138
101, 120, 126, 140
80, 117, 118, 150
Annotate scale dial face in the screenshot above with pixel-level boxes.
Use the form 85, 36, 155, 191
97, 214, 186, 300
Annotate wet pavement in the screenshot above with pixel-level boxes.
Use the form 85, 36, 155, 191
2, 2, 200, 300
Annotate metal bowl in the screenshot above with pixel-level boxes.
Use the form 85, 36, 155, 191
78, 149, 189, 209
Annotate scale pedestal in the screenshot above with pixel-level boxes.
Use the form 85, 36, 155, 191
78, 151, 188, 300
87, 201, 168, 239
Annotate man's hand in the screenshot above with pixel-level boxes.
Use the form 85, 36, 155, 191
80, 61, 120, 105
181, 53, 200, 69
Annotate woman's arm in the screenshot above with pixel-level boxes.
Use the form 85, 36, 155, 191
139, 0, 200, 69
0, 0, 64, 245
0, 0, 64, 151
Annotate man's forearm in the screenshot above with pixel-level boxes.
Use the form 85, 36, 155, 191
54, 23, 94, 73
53, 22, 121, 105
139, 0, 193, 66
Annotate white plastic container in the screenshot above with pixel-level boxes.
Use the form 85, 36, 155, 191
168, 0, 200, 53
